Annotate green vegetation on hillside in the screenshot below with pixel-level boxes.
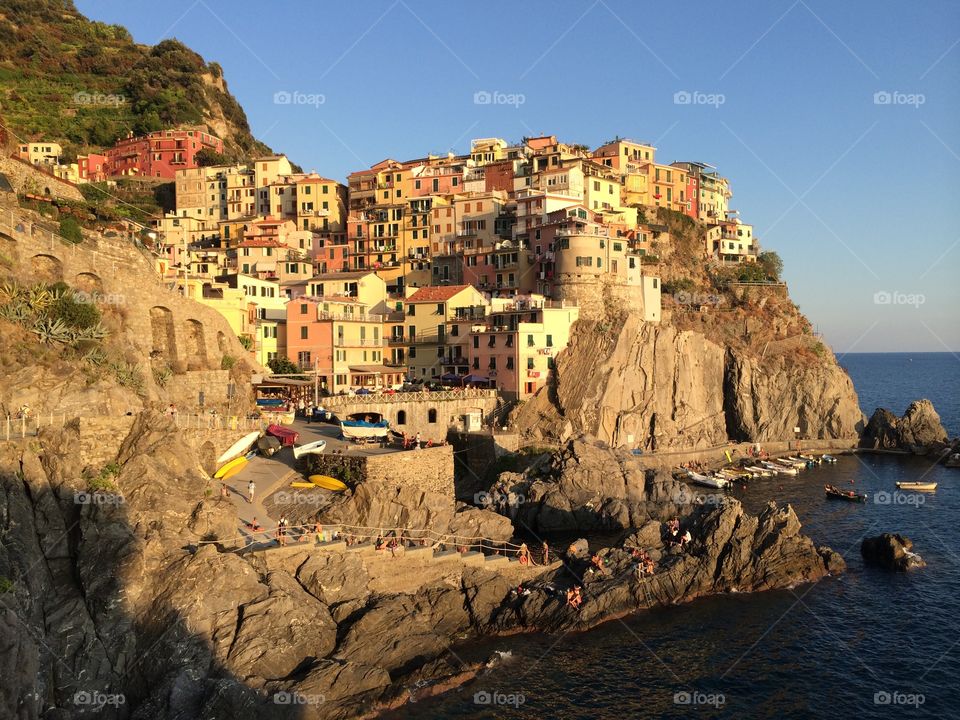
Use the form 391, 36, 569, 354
0, 0, 272, 160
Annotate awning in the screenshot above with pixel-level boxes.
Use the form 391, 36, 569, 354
463, 373, 489, 383
348, 364, 403, 375
258, 376, 313, 387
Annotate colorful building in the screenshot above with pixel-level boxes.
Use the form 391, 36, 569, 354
106, 128, 223, 179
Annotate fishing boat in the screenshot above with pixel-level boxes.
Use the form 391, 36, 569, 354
309, 474, 348, 492
292, 439, 327, 460
896, 481, 938, 491
340, 418, 389, 441
821, 454, 838, 464
825, 484, 867, 502
763, 461, 798, 475
216, 431, 261, 465
687, 471, 729, 489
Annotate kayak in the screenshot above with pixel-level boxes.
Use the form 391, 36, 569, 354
219, 457, 248, 481
292, 439, 327, 460
309, 474, 348, 492
214, 455, 247, 479
290, 481, 316, 489
896, 482, 937, 491
216, 431, 261, 465
825, 484, 866, 502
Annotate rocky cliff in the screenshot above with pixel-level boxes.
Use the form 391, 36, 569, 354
860, 399, 950, 451
515, 292, 864, 450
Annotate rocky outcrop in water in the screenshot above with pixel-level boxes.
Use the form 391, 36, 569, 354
861, 533, 926, 571
860, 400, 949, 452
514, 313, 863, 450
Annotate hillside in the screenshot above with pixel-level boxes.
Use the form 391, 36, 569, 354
0, 0, 273, 161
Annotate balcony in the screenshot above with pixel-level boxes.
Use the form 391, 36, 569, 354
334, 337, 387, 348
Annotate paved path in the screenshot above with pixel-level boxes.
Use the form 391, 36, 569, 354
220, 452, 298, 548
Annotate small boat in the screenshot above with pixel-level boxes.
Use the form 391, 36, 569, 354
292, 439, 327, 460
266, 424, 300, 447
216, 431, 261, 465
290, 481, 316, 489
777, 458, 807, 469
218, 457, 248, 481
340, 419, 389, 440
787, 456, 815, 468
799, 454, 822, 464
761, 461, 797, 475
214, 455, 247, 479
820, 454, 838, 464
687, 471, 729, 489
309, 474, 348, 492
745, 465, 773, 476
896, 481, 937, 491
825, 484, 866, 502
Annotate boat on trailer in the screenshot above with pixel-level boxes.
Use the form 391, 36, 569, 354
340, 419, 389, 441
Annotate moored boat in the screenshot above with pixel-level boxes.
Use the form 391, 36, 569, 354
340, 419, 389, 440
761, 461, 797, 475
825, 484, 867, 502
820, 454, 838, 464
896, 481, 937, 491
745, 465, 773, 476
687, 470, 729, 489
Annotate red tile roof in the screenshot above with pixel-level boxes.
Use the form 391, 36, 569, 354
237, 239, 285, 248
407, 285, 473, 302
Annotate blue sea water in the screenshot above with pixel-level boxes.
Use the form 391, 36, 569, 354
384, 353, 960, 719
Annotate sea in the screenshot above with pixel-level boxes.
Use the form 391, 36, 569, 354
385, 353, 960, 719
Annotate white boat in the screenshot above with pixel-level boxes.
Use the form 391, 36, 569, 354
745, 465, 773, 476
821, 454, 838, 464
763, 461, 798, 475
799, 454, 822, 464
292, 439, 327, 460
687, 471, 729, 489
216, 431, 261, 465
340, 419, 389, 440
778, 458, 806, 469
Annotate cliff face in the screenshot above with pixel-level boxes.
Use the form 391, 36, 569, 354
515, 306, 863, 450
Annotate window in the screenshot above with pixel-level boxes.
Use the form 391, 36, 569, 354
546, 334, 553, 347
409, 347, 417, 358
428, 408, 437, 423
299, 326, 308, 340
506, 357, 514, 370
527, 357, 534, 370
488, 357, 497, 370
488, 336, 496, 348
407, 304, 415, 316
300, 303, 308, 314
396, 410, 406, 425
436, 303, 444, 315
472, 357, 479, 369
527, 334, 535, 347
297, 351, 311, 366
473, 336, 479, 348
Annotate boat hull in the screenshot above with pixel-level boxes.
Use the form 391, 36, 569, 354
309, 474, 348, 491
293, 440, 327, 460
216, 431, 261, 465
896, 482, 937, 491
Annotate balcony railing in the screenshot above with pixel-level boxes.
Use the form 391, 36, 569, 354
334, 337, 386, 347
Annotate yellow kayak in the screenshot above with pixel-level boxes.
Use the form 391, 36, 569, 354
218, 457, 248, 480
214, 456, 247, 479
309, 474, 347, 492
290, 481, 315, 489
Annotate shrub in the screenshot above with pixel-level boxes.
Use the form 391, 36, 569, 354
51, 292, 101, 329
237, 334, 254, 351
0, 576, 12, 594
220, 354, 236, 370
59, 217, 83, 244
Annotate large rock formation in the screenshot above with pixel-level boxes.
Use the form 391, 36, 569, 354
860, 400, 949, 451
861, 534, 926, 571
514, 311, 863, 450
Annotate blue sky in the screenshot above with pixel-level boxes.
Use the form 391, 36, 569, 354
77, 0, 960, 352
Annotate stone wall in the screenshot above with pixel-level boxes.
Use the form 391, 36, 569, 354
552, 275, 645, 318
449, 430, 520, 499
303, 445, 454, 499
0, 205, 255, 412
726, 282, 789, 301
0, 156, 84, 201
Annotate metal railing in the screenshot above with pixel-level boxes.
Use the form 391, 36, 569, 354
321, 388, 497, 406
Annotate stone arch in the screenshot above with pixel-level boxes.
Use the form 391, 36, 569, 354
150, 306, 178, 363
0, 232, 16, 267
31, 254, 63, 283
396, 410, 407, 425
73, 272, 104, 295
184, 319, 208, 370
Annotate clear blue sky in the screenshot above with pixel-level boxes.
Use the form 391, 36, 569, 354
77, 0, 960, 353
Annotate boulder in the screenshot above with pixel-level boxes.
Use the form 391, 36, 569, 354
860, 400, 948, 451
861, 534, 926, 571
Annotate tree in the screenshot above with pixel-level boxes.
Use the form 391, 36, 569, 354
268, 357, 299, 374
195, 148, 229, 167
59, 217, 83, 244
758, 251, 783, 281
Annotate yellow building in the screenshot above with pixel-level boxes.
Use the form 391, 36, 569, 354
294, 174, 347, 234
470, 137, 509, 165
404, 284, 488, 380
18, 142, 62, 166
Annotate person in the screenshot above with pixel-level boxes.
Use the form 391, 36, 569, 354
402, 431, 410, 449
277, 517, 286, 546
680, 529, 692, 548
220, 483, 229, 499
250, 517, 262, 532
571, 586, 583, 609
298, 399, 306, 417
415, 431, 422, 450
566, 587, 577, 608
518, 543, 530, 565
541, 541, 550, 565
315, 521, 325, 544
247, 480, 256, 504
591, 553, 607, 575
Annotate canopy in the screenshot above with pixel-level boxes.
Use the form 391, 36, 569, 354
463, 374, 490, 383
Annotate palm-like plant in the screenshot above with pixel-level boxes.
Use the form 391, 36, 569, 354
31, 317, 71, 344
27, 284, 53, 312
0, 281, 25, 304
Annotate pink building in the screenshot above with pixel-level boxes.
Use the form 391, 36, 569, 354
105, 128, 223, 179
78, 153, 108, 183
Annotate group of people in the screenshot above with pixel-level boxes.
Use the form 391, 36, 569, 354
666, 518, 693, 549
565, 585, 584, 610
631, 547, 656, 577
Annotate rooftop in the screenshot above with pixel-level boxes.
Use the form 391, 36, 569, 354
406, 285, 473, 303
